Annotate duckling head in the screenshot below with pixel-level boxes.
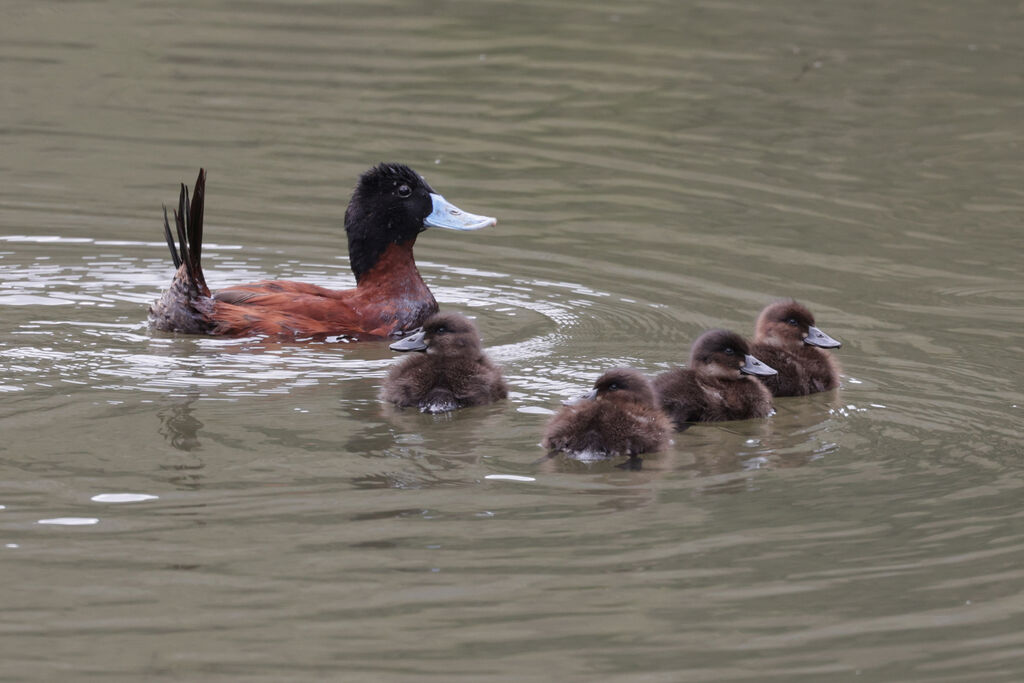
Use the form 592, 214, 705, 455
389, 311, 483, 356
689, 329, 777, 380
568, 367, 658, 406
755, 299, 841, 350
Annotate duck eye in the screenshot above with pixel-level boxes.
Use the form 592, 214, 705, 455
786, 318, 799, 326
607, 383, 620, 391
434, 326, 447, 334
723, 347, 735, 356
397, 184, 412, 198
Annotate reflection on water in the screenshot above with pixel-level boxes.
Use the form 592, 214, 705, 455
157, 393, 204, 451
2, 0, 1024, 679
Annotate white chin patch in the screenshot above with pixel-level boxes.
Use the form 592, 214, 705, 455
566, 448, 617, 462
420, 400, 457, 414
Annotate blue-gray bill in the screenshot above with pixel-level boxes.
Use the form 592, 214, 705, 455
741, 354, 778, 376
389, 328, 427, 352
424, 194, 497, 231
805, 325, 841, 348
561, 388, 598, 406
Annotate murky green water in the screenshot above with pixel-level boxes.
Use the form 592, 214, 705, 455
2, 1, 1023, 680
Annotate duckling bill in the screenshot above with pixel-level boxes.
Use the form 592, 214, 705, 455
149, 163, 495, 339
542, 368, 672, 459
750, 299, 842, 396
654, 329, 776, 429
380, 312, 507, 413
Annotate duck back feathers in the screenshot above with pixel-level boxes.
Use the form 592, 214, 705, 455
543, 368, 671, 457
654, 329, 774, 428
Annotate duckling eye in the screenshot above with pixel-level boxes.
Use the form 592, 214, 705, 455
397, 184, 412, 198
434, 326, 447, 334
786, 318, 799, 326
723, 347, 736, 356
606, 383, 620, 391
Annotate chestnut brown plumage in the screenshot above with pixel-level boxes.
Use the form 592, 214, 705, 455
542, 368, 671, 458
149, 164, 495, 339
380, 312, 507, 413
749, 300, 842, 396
654, 329, 776, 429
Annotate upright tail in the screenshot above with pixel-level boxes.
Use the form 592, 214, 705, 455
162, 169, 208, 295
149, 169, 215, 334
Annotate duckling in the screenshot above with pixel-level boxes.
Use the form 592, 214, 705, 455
653, 329, 777, 429
380, 312, 507, 413
749, 300, 842, 396
542, 368, 672, 459
149, 163, 495, 339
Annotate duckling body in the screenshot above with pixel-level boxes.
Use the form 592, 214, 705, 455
654, 329, 776, 429
380, 312, 507, 413
149, 164, 495, 339
750, 300, 841, 396
543, 368, 671, 458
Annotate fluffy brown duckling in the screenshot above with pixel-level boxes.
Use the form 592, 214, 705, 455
380, 312, 507, 413
653, 329, 777, 429
750, 300, 842, 396
542, 368, 672, 459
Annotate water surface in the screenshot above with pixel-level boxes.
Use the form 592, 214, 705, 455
2, 1, 1023, 680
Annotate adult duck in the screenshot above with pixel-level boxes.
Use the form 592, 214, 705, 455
148, 163, 495, 338
654, 329, 777, 429
749, 299, 842, 396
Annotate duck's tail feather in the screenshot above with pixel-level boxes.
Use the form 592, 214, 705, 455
162, 169, 208, 294
162, 205, 181, 269
149, 169, 215, 334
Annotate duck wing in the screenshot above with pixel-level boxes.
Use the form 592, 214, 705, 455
653, 369, 705, 428
208, 284, 367, 337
